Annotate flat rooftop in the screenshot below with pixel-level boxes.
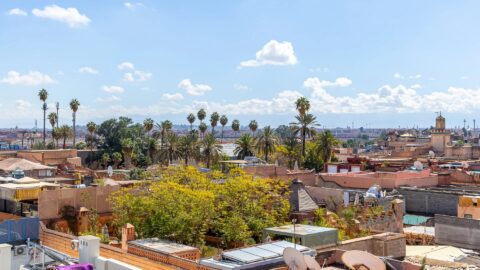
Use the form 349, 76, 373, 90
263, 224, 337, 236
129, 238, 197, 254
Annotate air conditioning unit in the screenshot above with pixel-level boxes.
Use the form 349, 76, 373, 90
71, 239, 79, 250
14, 245, 27, 256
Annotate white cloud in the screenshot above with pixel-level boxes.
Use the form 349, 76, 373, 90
303, 77, 352, 98
234, 84, 249, 91
15, 100, 31, 110
410, 84, 422, 89
8, 8, 27, 16
32, 5, 90, 28
162, 93, 184, 101
178, 79, 212, 96
96, 95, 121, 103
393, 72, 403, 79
102, 85, 125, 94
240, 40, 298, 67
117, 62, 135, 70
0, 70, 55, 86
78, 66, 98, 74
125, 2, 144, 9
460, 76, 469, 80
394, 72, 422, 80
124, 70, 152, 82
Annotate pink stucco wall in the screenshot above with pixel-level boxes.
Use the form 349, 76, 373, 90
319, 169, 438, 189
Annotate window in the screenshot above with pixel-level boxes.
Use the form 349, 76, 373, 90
464, 214, 473, 219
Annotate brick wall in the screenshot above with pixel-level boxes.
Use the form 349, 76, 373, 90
327, 233, 406, 258
39, 223, 214, 270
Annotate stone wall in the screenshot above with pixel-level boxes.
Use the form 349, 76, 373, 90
398, 188, 458, 216
243, 166, 316, 185
435, 214, 480, 250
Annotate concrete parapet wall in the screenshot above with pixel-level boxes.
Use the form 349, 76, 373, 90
435, 214, 480, 250
398, 188, 458, 216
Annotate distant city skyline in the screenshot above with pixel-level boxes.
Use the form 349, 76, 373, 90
2, 1, 480, 128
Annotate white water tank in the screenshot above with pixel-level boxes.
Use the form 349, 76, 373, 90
0, 243, 12, 270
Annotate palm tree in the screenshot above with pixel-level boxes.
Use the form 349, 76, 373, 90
112, 152, 123, 168
143, 118, 154, 136
255, 126, 277, 162
199, 122, 208, 139
159, 133, 181, 165
55, 102, 60, 128
102, 153, 111, 169
121, 138, 134, 168
231, 119, 240, 137
315, 130, 339, 164
292, 113, 318, 157
38, 89, 48, 146
179, 133, 199, 165
278, 126, 301, 169
234, 134, 256, 159
249, 120, 258, 136
69, 99, 80, 147
201, 133, 222, 168
154, 120, 173, 148
210, 112, 220, 135
197, 109, 206, 124
187, 113, 196, 131
48, 112, 57, 147
86, 121, 96, 166
295, 97, 310, 117
58, 125, 73, 149
219, 115, 228, 142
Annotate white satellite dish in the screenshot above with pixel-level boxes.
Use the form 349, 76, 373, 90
283, 247, 307, 270
428, 150, 435, 158
413, 161, 423, 170
107, 165, 113, 177
303, 255, 321, 270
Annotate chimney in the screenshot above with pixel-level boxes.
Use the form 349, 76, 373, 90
121, 223, 135, 251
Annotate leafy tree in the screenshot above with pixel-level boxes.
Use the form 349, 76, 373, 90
275, 127, 301, 169
38, 89, 48, 147
86, 121, 97, 166
234, 134, 256, 159
70, 99, 80, 146
201, 134, 222, 168
231, 119, 240, 137
187, 113, 196, 131
255, 126, 277, 162
248, 120, 258, 136
219, 115, 228, 142
154, 120, 173, 148
303, 142, 324, 172
109, 166, 290, 248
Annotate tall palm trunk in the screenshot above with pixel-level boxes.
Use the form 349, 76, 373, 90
221, 127, 224, 143
72, 113, 76, 147
302, 127, 306, 157
43, 105, 46, 146
63, 137, 67, 149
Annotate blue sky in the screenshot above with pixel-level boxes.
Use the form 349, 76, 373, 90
1, 1, 480, 129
